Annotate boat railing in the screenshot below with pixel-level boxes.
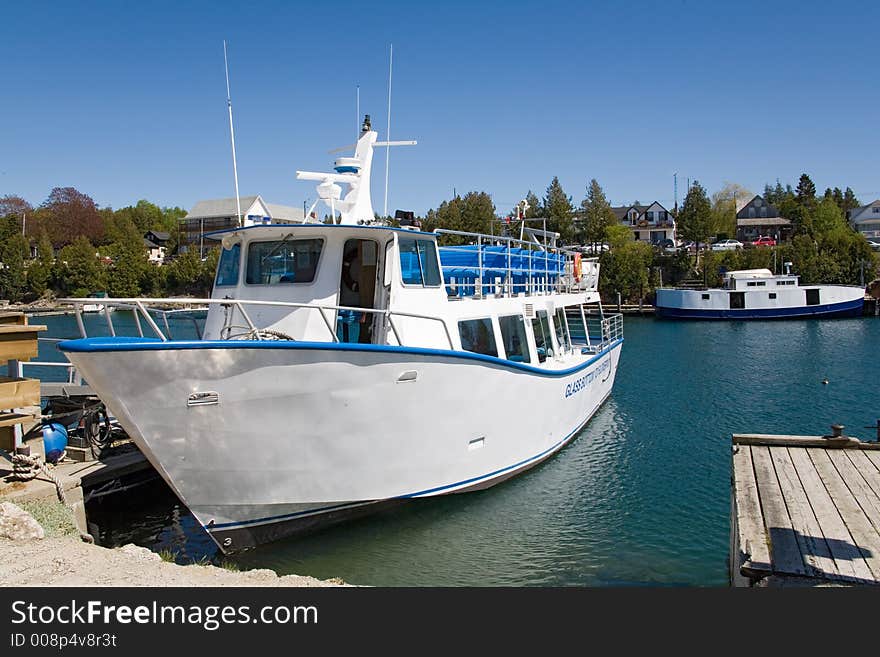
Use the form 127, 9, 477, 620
566, 307, 623, 354
60, 297, 456, 350
434, 229, 599, 299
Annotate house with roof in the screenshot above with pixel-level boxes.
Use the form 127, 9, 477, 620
180, 195, 305, 256
611, 201, 676, 244
735, 195, 792, 243
847, 200, 880, 238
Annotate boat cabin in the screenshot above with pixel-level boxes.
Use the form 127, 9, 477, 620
200, 222, 615, 366
722, 269, 798, 290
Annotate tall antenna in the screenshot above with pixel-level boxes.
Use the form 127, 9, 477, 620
383, 43, 393, 219
356, 85, 360, 141
673, 172, 678, 213
223, 40, 242, 228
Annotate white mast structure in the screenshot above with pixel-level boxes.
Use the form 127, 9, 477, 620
296, 115, 415, 225
223, 40, 243, 228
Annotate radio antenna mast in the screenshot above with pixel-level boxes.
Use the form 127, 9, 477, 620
224, 40, 243, 228
383, 43, 393, 219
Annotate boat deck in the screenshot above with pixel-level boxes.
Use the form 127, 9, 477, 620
730, 432, 880, 586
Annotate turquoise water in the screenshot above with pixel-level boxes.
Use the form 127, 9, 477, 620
37, 313, 880, 586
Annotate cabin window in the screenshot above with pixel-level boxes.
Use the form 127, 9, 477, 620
245, 238, 323, 285
730, 292, 745, 309
806, 289, 820, 306
215, 243, 240, 287
531, 310, 553, 363
701, 293, 710, 300
769, 293, 777, 299
499, 314, 530, 363
399, 237, 441, 287
553, 308, 571, 352
458, 318, 498, 357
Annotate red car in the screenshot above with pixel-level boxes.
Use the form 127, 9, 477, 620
751, 236, 777, 247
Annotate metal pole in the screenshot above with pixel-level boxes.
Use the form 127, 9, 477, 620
224, 40, 243, 228
383, 43, 393, 219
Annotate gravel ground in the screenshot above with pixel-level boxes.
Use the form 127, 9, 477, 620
0, 537, 346, 587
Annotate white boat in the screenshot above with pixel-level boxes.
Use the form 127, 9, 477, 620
655, 267, 864, 319
58, 117, 623, 553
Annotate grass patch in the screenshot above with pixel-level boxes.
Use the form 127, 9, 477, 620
14, 499, 79, 538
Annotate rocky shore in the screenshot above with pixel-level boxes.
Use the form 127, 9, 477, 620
0, 501, 346, 587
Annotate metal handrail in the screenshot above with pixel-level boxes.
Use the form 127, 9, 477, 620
60, 297, 456, 350
434, 228, 599, 298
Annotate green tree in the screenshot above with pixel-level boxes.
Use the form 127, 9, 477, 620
711, 182, 752, 239
165, 249, 202, 295
106, 219, 149, 297
0, 233, 28, 302
677, 181, 713, 247
598, 240, 653, 303
543, 177, 575, 244
812, 197, 847, 234
795, 173, 817, 208
523, 191, 542, 219
580, 179, 616, 247
57, 236, 105, 297
842, 187, 860, 219
26, 231, 54, 298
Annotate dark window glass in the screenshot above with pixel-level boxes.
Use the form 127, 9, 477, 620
730, 292, 745, 309
769, 293, 777, 299
458, 318, 497, 356
806, 289, 820, 306
499, 314, 530, 363
701, 293, 710, 300
215, 243, 240, 287
246, 238, 323, 285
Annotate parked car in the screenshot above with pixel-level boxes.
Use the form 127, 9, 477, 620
866, 237, 880, 251
751, 236, 777, 247
579, 243, 609, 255
681, 240, 706, 253
656, 238, 679, 254
711, 238, 744, 252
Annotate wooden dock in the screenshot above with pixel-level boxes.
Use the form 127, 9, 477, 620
731, 432, 880, 586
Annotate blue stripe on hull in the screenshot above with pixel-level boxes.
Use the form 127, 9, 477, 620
59, 335, 624, 378
655, 297, 864, 320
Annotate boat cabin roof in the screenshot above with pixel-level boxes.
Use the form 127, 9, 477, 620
723, 269, 774, 279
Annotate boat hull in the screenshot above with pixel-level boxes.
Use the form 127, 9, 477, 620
655, 286, 864, 320
60, 338, 622, 552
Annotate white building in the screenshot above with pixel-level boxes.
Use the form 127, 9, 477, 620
181, 196, 306, 256
848, 200, 880, 238
612, 201, 676, 244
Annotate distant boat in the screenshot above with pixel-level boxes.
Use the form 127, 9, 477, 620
655, 268, 864, 319
82, 292, 112, 314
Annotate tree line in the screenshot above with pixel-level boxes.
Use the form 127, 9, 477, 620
0, 189, 217, 302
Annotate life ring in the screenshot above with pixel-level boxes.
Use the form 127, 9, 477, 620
573, 253, 582, 281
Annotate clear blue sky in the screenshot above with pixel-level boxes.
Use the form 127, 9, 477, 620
3, 0, 878, 218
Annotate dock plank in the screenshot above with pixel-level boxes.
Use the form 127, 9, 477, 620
849, 450, 880, 501
864, 451, 880, 476
750, 446, 807, 576
733, 434, 880, 450
731, 445, 772, 575
834, 450, 880, 535
770, 447, 838, 578
801, 448, 877, 582
808, 449, 880, 582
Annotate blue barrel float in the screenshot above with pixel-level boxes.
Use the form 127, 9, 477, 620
42, 422, 68, 464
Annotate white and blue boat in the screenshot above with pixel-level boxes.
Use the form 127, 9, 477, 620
57, 117, 623, 553
655, 267, 864, 319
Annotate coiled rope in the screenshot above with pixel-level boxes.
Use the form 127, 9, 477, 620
10, 451, 94, 543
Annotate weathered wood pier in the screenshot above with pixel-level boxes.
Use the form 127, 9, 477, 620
731, 430, 880, 586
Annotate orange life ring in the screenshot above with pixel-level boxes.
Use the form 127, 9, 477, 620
573, 253, 582, 281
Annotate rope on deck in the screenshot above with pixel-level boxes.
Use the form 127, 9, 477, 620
11, 452, 95, 544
